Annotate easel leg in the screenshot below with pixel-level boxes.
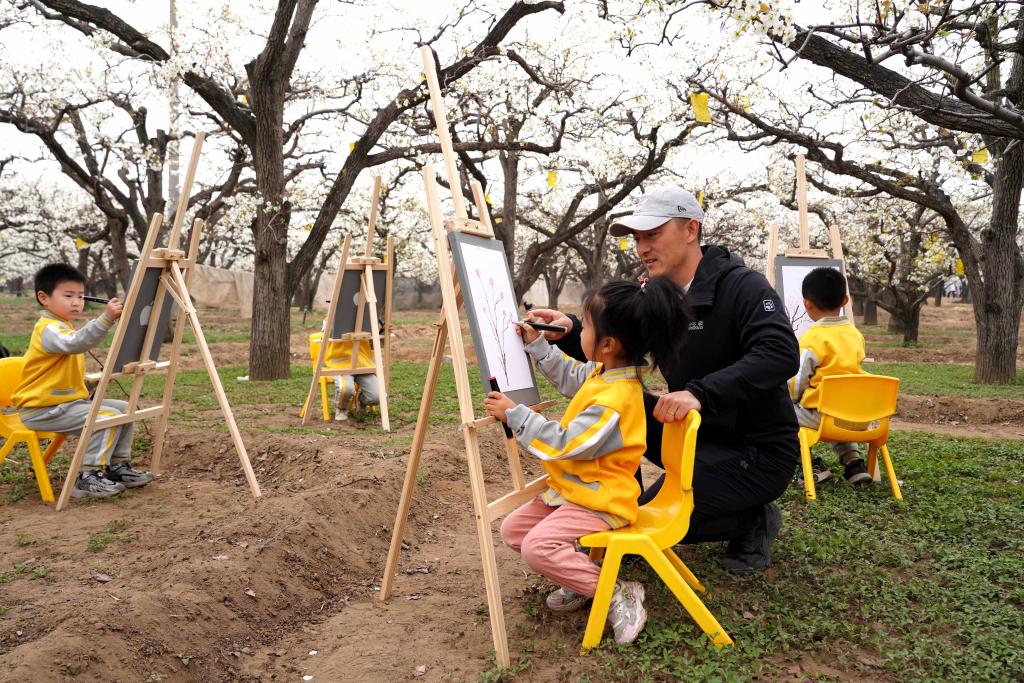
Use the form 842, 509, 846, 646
171, 266, 261, 498
380, 320, 448, 599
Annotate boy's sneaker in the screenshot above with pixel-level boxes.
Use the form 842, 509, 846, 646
796, 457, 832, 486
545, 587, 587, 613
334, 409, 349, 422
608, 581, 647, 644
842, 458, 872, 485
720, 503, 783, 575
106, 461, 153, 489
72, 470, 126, 498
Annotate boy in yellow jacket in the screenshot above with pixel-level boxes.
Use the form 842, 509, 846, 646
791, 267, 871, 485
14, 264, 153, 498
320, 321, 380, 422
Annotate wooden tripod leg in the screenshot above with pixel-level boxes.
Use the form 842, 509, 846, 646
363, 265, 390, 432
55, 379, 110, 511
170, 265, 261, 498
464, 425, 512, 667
380, 319, 449, 599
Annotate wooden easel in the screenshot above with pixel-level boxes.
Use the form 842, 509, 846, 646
766, 155, 847, 288
56, 133, 261, 511
378, 46, 556, 668
301, 175, 394, 430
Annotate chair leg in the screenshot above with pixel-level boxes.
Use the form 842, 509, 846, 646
580, 548, 624, 653
646, 546, 733, 649
42, 435, 65, 465
866, 443, 879, 480
26, 437, 55, 503
319, 379, 330, 421
588, 547, 605, 563
879, 445, 903, 501
0, 437, 14, 464
799, 431, 816, 501
664, 548, 705, 593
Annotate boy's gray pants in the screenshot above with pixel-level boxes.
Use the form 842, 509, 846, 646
793, 404, 861, 461
20, 399, 134, 470
333, 374, 380, 410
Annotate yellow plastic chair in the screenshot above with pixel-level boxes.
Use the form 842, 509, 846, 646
0, 357, 66, 503
798, 374, 903, 501
300, 333, 336, 421
579, 410, 734, 653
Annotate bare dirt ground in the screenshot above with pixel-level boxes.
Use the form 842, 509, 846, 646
1, 300, 1021, 682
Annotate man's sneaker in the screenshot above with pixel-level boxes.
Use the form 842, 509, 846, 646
334, 409, 349, 422
72, 470, 126, 498
106, 461, 153, 489
608, 581, 647, 644
796, 457, 832, 486
843, 458, 872, 485
720, 503, 783, 575
545, 587, 587, 613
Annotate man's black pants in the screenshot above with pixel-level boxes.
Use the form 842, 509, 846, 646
637, 395, 797, 543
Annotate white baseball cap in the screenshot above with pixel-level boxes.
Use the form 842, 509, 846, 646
609, 187, 705, 237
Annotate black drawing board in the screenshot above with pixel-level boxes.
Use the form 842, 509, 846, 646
773, 256, 844, 340
329, 269, 388, 337
113, 259, 175, 373
448, 232, 540, 406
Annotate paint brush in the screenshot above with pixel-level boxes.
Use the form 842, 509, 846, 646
488, 376, 514, 439
84, 295, 109, 304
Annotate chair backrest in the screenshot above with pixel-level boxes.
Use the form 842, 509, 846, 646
644, 410, 700, 549
308, 332, 323, 364
816, 373, 899, 445
0, 356, 26, 409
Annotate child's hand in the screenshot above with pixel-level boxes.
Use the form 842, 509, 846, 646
105, 297, 123, 321
525, 308, 572, 340
484, 391, 516, 422
514, 316, 541, 343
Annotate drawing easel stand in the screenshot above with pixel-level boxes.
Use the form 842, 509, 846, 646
766, 155, 848, 289
301, 175, 394, 431
55, 133, 261, 511
378, 46, 556, 667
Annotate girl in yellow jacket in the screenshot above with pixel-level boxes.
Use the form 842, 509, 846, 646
485, 277, 690, 645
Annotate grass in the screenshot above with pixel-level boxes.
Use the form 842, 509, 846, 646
507, 432, 1024, 681
870, 362, 1024, 400
87, 518, 136, 551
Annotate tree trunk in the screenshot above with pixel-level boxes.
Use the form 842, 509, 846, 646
250, 231, 291, 379
545, 274, 560, 310
863, 298, 878, 325
852, 295, 864, 316
902, 303, 922, 346
934, 281, 942, 307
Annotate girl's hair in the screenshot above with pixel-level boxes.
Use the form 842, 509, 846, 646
581, 276, 691, 373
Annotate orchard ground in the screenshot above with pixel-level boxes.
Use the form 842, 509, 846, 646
0, 295, 1022, 682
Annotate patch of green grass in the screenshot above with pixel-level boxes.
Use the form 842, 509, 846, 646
415, 469, 430, 485
87, 518, 136, 551
15, 532, 34, 546
869, 362, 1024, 399
0, 559, 42, 583
531, 432, 1024, 681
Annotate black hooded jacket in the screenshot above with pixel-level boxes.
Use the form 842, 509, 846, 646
557, 245, 800, 461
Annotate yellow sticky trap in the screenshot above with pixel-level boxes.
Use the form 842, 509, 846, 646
972, 147, 989, 164
547, 170, 557, 188
689, 92, 711, 123
956, 258, 964, 276
303, 224, 312, 232
698, 191, 705, 207
495, 217, 503, 224
618, 238, 630, 251
75, 237, 88, 249
484, 194, 492, 205
738, 95, 751, 113
349, 142, 356, 153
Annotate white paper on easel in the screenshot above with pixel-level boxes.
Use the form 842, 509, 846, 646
778, 260, 844, 339
459, 242, 533, 392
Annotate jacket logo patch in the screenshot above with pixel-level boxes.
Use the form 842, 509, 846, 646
763, 300, 775, 312
688, 320, 704, 331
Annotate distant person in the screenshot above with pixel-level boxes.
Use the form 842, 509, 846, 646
319, 319, 380, 422
485, 277, 691, 644
14, 263, 153, 498
528, 187, 800, 575
790, 267, 870, 485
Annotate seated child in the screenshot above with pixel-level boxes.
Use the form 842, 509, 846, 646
14, 263, 153, 498
791, 267, 871, 485
484, 277, 690, 645
319, 321, 380, 422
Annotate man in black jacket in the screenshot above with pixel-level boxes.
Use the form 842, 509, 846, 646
530, 187, 799, 574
